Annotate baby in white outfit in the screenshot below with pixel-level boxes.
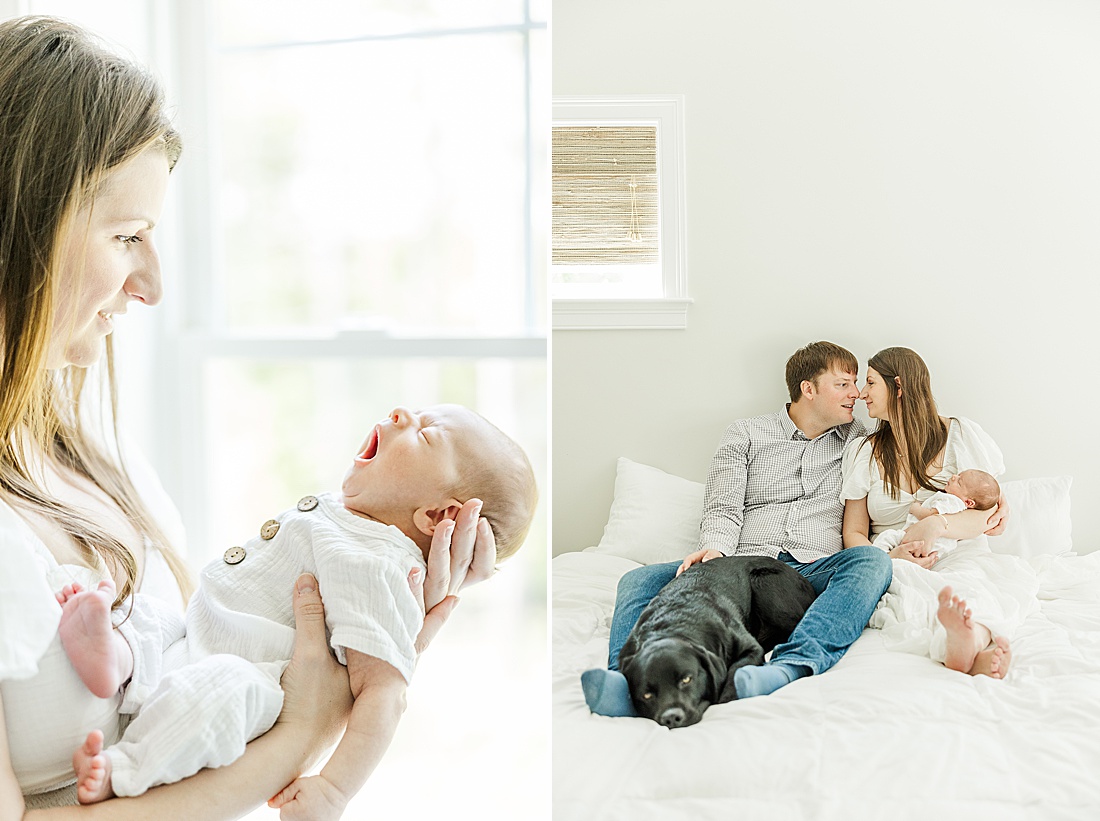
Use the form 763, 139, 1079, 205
53, 404, 537, 820
872, 468, 1001, 559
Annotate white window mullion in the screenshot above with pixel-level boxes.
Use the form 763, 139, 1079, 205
170, 0, 222, 332
183, 333, 546, 361
149, 0, 219, 554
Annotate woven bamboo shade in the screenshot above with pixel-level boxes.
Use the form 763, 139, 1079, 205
552, 126, 659, 265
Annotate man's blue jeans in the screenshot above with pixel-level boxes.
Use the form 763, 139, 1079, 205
606, 546, 892, 673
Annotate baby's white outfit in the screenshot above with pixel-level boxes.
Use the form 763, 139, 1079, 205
871, 491, 967, 558
105, 491, 426, 797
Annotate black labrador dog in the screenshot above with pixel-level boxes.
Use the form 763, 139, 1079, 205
618, 555, 817, 728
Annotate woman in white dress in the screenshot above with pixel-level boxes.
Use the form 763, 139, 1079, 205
840, 347, 1038, 677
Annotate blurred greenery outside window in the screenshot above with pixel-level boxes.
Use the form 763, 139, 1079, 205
173, 1, 549, 581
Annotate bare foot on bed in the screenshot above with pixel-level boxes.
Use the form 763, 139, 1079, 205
968, 635, 1012, 679
73, 729, 115, 804
57, 580, 133, 698
937, 586, 990, 675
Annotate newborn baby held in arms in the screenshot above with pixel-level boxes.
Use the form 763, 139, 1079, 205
872, 469, 1000, 560
54, 404, 537, 819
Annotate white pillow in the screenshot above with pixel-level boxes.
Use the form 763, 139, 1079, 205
586, 458, 1073, 563
987, 476, 1073, 558
586, 457, 704, 565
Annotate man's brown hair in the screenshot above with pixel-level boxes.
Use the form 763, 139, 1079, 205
785, 341, 859, 403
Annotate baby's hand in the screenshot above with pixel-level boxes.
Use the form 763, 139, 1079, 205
268, 775, 348, 821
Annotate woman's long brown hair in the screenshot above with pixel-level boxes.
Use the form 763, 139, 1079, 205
866, 347, 949, 500
0, 16, 193, 605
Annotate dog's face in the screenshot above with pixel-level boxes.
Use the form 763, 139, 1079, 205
620, 637, 725, 728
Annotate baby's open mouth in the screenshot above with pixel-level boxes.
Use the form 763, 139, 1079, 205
359, 427, 380, 461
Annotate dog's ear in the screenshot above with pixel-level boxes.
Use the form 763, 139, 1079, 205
699, 648, 728, 701
618, 635, 639, 678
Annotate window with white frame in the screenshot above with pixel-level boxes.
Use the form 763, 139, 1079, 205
552, 95, 690, 329
22, 1, 547, 818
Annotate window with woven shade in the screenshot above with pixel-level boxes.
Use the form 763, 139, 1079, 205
552, 96, 690, 329
553, 126, 659, 271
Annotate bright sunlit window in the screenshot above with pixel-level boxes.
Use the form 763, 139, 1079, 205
23, 1, 548, 818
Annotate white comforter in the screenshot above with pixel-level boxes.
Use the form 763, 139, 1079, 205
552, 549, 1100, 820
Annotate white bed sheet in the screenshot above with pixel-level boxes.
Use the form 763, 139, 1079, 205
552, 549, 1100, 821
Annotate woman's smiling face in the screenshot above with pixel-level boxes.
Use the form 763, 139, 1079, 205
860, 366, 897, 421
50, 147, 169, 369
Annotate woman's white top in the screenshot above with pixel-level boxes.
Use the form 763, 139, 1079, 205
840, 417, 1005, 535
0, 441, 187, 796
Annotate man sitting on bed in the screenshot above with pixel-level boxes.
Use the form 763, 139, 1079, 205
584, 340, 954, 716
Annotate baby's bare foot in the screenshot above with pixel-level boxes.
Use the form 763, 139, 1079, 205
969, 635, 1012, 679
937, 586, 981, 674
73, 729, 114, 805
58, 579, 129, 698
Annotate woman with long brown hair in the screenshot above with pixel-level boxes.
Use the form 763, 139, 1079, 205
840, 347, 1036, 678
0, 16, 490, 818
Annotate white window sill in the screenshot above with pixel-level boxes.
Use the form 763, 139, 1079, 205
552, 298, 692, 330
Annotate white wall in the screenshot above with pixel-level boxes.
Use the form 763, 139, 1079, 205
553, 0, 1100, 555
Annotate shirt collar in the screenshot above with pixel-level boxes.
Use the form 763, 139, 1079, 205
781, 405, 800, 439
783, 404, 847, 442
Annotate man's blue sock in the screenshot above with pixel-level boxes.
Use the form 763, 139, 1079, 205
733, 662, 808, 699
580, 668, 637, 717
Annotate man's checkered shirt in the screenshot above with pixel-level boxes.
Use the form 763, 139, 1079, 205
698, 407, 869, 563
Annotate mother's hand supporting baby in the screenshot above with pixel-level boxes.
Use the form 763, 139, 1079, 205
983, 494, 1010, 537
888, 541, 938, 569
408, 498, 498, 654
899, 494, 1011, 564
278, 575, 355, 755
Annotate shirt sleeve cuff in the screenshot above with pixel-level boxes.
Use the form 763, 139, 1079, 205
699, 539, 735, 557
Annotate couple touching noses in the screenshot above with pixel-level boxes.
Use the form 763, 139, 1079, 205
682, 350, 985, 573
583, 342, 1014, 721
